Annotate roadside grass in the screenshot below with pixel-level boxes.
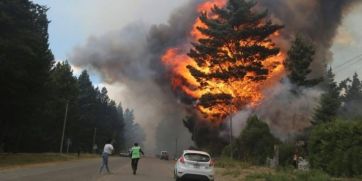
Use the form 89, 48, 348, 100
245, 169, 331, 181
0, 153, 98, 169
215, 158, 362, 181
216, 157, 251, 169
215, 157, 273, 180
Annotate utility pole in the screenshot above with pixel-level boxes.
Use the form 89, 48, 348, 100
60, 101, 69, 154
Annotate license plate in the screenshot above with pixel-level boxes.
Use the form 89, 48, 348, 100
194, 164, 200, 168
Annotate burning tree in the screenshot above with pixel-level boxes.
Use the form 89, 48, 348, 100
187, 0, 283, 121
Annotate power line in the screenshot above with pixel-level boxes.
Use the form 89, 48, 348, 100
333, 53, 362, 71
334, 57, 362, 74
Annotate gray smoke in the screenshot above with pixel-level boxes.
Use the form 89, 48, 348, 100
230, 78, 322, 140
70, 1, 203, 153
69, 0, 361, 149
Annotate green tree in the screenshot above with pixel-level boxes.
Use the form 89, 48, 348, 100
0, 0, 126, 153
94, 88, 123, 152
340, 73, 362, 119
187, 0, 283, 120
44, 61, 79, 152
227, 116, 279, 165
309, 120, 362, 176
343, 73, 362, 101
284, 36, 322, 87
75, 70, 97, 152
313, 68, 341, 124
0, 0, 54, 152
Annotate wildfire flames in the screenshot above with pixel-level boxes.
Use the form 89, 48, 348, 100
162, 0, 285, 123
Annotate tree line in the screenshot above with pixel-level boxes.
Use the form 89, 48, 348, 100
218, 36, 362, 175
0, 0, 144, 153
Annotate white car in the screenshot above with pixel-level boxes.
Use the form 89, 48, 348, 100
174, 150, 214, 181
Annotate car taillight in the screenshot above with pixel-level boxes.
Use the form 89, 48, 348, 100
209, 159, 215, 167
179, 156, 185, 164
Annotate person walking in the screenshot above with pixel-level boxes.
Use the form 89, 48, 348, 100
130, 143, 144, 175
99, 139, 114, 174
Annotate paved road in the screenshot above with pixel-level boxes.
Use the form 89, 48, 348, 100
0, 157, 175, 181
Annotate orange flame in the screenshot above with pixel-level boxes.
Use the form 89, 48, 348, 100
162, 0, 285, 123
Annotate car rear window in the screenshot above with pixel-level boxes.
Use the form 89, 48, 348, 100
184, 153, 210, 162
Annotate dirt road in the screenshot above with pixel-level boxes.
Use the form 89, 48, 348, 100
0, 157, 175, 181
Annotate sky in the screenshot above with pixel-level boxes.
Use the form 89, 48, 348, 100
33, 0, 187, 61
331, 4, 362, 82
32, 0, 189, 85
32, 0, 362, 89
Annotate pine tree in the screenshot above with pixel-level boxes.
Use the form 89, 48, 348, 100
343, 73, 362, 102
187, 0, 283, 120
107, 100, 123, 152
76, 70, 97, 152
284, 36, 322, 87
42, 61, 79, 152
340, 73, 362, 119
99, 87, 110, 104
313, 68, 341, 124
0, 0, 54, 152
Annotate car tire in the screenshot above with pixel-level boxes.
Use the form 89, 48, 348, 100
174, 170, 181, 181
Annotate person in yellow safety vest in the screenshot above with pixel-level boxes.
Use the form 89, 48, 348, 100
130, 143, 145, 175
130, 142, 144, 175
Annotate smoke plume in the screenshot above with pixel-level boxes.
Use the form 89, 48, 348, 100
231, 79, 323, 140
69, 0, 361, 151
229, 0, 361, 139
258, 0, 358, 76
70, 1, 204, 153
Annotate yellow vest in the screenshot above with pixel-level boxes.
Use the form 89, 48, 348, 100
131, 146, 141, 159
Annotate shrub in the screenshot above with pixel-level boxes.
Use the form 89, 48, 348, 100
223, 116, 280, 165
238, 116, 280, 165
278, 143, 295, 167
308, 120, 362, 177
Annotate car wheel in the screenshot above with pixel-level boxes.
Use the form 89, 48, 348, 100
174, 170, 181, 181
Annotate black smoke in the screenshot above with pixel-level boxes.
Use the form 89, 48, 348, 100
258, 0, 359, 76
